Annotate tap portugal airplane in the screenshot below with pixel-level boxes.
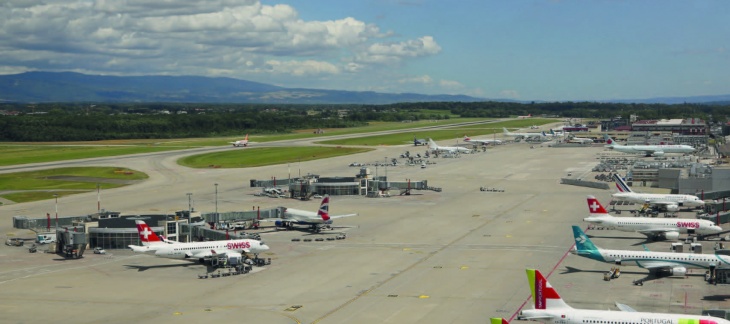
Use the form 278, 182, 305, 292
128, 220, 269, 263
517, 268, 730, 324
583, 195, 720, 240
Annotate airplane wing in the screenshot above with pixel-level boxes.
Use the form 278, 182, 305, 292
329, 213, 358, 219
635, 261, 679, 270
614, 302, 637, 312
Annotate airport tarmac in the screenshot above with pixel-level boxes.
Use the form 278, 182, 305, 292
1, 135, 729, 324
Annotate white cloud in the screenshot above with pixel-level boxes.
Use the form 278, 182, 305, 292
398, 75, 433, 84
0, 0, 446, 94
499, 90, 520, 98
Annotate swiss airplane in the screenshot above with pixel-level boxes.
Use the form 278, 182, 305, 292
603, 134, 695, 156
583, 196, 720, 240
128, 220, 269, 263
428, 138, 471, 154
570, 225, 729, 277
612, 174, 704, 212
229, 134, 249, 147
261, 195, 357, 232
517, 268, 730, 324
463, 135, 502, 145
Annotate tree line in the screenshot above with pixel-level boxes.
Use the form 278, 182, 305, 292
0, 101, 727, 142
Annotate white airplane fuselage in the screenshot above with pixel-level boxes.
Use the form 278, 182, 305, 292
131, 239, 268, 260
520, 308, 729, 324
584, 215, 722, 236
612, 192, 705, 208
573, 247, 728, 271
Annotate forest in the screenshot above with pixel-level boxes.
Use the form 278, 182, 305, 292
0, 101, 727, 142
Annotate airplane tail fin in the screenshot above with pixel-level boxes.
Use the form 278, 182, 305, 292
586, 196, 609, 216
490, 318, 509, 324
463, 135, 471, 142
244, 134, 249, 141
318, 195, 330, 221
550, 129, 555, 136
612, 174, 633, 193
428, 138, 438, 150
572, 225, 599, 253
603, 134, 619, 147
502, 128, 509, 134
135, 220, 165, 246
525, 269, 572, 310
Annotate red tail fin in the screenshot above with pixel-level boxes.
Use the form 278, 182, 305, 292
318, 195, 330, 221
135, 220, 163, 245
586, 196, 608, 214
244, 134, 249, 141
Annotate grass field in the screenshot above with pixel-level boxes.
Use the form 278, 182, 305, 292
0, 145, 183, 167
178, 146, 373, 168
0, 167, 147, 203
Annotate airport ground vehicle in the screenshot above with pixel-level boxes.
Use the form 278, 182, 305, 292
5, 238, 24, 246
37, 233, 57, 244
93, 247, 106, 254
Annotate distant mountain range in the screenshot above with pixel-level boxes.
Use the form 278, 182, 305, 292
0, 71, 728, 105
0, 71, 483, 104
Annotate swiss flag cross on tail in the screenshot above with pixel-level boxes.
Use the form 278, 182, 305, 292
318, 196, 330, 221
586, 196, 608, 215
135, 220, 163, 244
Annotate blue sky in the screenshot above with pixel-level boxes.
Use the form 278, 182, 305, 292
1, 0, 728, 101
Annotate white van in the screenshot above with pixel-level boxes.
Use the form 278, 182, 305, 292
37, 233, 56, 244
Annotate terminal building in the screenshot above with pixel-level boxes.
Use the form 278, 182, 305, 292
600, 117, 709, 147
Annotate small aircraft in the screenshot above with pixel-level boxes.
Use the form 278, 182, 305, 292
583, 195, 720, 240
612, 174, 704, 212
261, 195, 357, 233
128, 220, 269, 263
570, 225, 728, 276
229, 134, 249, 147
428, 138, 471, 154
413, 137, 427, 146
603, 134, 695, 156
463, 135, 501, 145
517, 268, 730, 324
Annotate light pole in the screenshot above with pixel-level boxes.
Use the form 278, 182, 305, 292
214, 183, 219, 220
186, 192, 193, 243
54, 193, 59, 232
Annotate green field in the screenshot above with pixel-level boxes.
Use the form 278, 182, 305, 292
0, 145, 183, 167
0, 167, 148, 203
178, 146, 373, 168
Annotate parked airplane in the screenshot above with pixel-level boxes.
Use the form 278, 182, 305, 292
583, 196, 720, 240
428, 138, 471, 154
612, 174, 704, 212
518, 113, 532, 119
567, 135, 593, 144
413, 137, 427, 146
570, 225, 729, 276
517, 268, 730, 324
603, 135, 695, 156
463, 135, 502, 145
229, 134, 249, 147
128, 220, 269, 263
502, 128, 547, 140
261, 195, 357, 232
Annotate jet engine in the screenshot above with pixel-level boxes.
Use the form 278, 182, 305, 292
669, 267, 687, 277
665, 204, 679, 212
653, 151, 665, 157
663, 231, 680, 241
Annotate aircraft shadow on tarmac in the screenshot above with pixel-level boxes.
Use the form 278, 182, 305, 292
703, 295, 730, 301
124, 263, 207, 272
561, 266, 704, 285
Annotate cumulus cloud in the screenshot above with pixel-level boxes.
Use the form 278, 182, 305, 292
0, 0, 443, 93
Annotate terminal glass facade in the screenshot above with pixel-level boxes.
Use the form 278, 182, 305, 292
89, 228, 163, 249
